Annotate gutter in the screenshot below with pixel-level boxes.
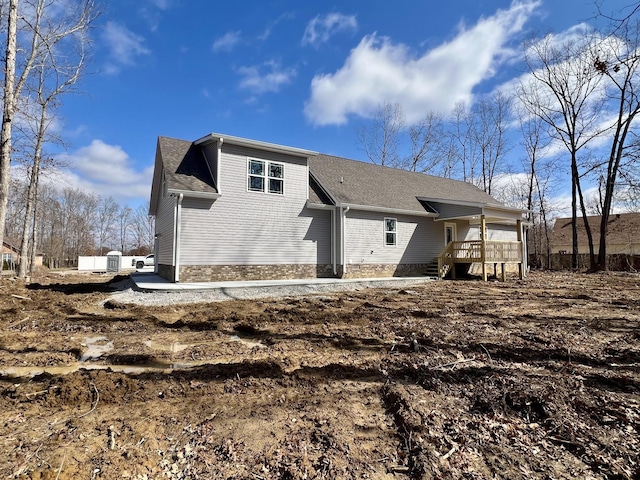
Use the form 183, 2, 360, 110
194, 132, 318, 158
339, 203, 439, 218
167, 188, 220, 200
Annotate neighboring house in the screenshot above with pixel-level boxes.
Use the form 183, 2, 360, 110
149, 133, 528, 283
2, 241, 19, 269
550, 213, 640, 255
1, 241, 44, 270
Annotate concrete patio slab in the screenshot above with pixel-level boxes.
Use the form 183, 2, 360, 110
130, 271, 435, 293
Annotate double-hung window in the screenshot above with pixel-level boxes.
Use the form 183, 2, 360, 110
248, 158, 284, 195
385, 218, 397, 246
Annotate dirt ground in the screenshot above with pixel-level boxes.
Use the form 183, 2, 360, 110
0, 271, 638, 480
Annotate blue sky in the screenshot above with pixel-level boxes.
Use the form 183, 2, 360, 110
49, 0, 629, 208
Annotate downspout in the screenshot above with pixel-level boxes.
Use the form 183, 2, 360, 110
341, 206, 350, 277
174, 193, 184, 282
331, 208, 336, 276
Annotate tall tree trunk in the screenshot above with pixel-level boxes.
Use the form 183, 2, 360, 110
0, 0, 19, 253
29, 182, 39, 276
18, 103, 47, 277
571, 160, 578, 269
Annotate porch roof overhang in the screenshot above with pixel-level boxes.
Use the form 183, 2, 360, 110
305, 200, 439, 218
419, 197, 529, 226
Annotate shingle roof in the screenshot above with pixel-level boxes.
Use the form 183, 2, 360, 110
551, 213, 640, 246
308, 154, 501, 213
158, 136, 217, 194
153, 135, 508, 214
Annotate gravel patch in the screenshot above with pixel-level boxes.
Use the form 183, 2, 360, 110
107, 277, 435, 306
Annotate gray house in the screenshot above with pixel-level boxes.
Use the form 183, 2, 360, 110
149, 132, 527, 283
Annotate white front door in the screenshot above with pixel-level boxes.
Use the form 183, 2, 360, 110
444, 222, 457, 246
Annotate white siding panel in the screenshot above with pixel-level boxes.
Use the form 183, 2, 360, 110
344, 211, 440, 265
487, 224, 518, 241
156, 192, 175, 265
178, 146, 330, 266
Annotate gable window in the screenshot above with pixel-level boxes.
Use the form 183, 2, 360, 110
385, 218, 397, 246
247, 158, 284, 195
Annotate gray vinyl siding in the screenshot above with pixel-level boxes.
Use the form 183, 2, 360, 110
178, 145, 330, 266
344, 211, 440, 265
156, 191, 175, 265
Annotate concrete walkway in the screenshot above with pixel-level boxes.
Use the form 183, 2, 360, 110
130, 271, 435, 293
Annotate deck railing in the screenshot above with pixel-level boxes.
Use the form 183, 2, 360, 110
437, 240, 522, 278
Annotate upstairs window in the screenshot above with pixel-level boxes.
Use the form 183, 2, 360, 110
248, 158, 284, 195
385, 218, 397, 246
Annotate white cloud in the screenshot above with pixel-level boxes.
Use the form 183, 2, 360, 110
54, 140, 153, 201
101, 22, 151, 74
302, 13, 357, 47
236, 60, 296, 94
259, 12, 295, 41
304, 1, 540, 125
212, 31, 241, 52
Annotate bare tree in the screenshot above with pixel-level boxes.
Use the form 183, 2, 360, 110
0, 0, 97, 273
517, 106, 556, 269
403, 111, 445, 174
519, 31, 608, 270
118, 205, 132, 254
588, 19, 640, 270
357, 102, 405, 166
0, 0, 19, 255
470, 91, 513, 195
131, 202, 155, 254
96, 196, 119, 254
445, 102, 478, 184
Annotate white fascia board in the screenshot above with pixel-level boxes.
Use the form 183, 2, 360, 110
341, 203, 439, 218
168, 188, 221, 200
194, 132, 318, 158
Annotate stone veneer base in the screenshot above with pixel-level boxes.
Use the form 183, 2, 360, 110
343, 263, 432, 279
178, 264, 335, 283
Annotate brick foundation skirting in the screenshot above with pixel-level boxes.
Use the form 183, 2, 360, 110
179, 264, 335, 282
343, 263, 431, 279
158, 263, 432, 283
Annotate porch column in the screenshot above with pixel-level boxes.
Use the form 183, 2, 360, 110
517, 219, 523, 280
481, 214, 487, 281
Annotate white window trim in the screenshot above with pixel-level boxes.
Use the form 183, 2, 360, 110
247, 157, 285, 195
384, 217, 397, 247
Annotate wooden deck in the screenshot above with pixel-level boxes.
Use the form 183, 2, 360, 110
437, 240, 524, 281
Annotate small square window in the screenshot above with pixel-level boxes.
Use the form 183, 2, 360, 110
247, 158, 284, 195
269, 163, 283, 178
249, 175, 264, 192
269, 178, 283, 194
249, 160, 264, 176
